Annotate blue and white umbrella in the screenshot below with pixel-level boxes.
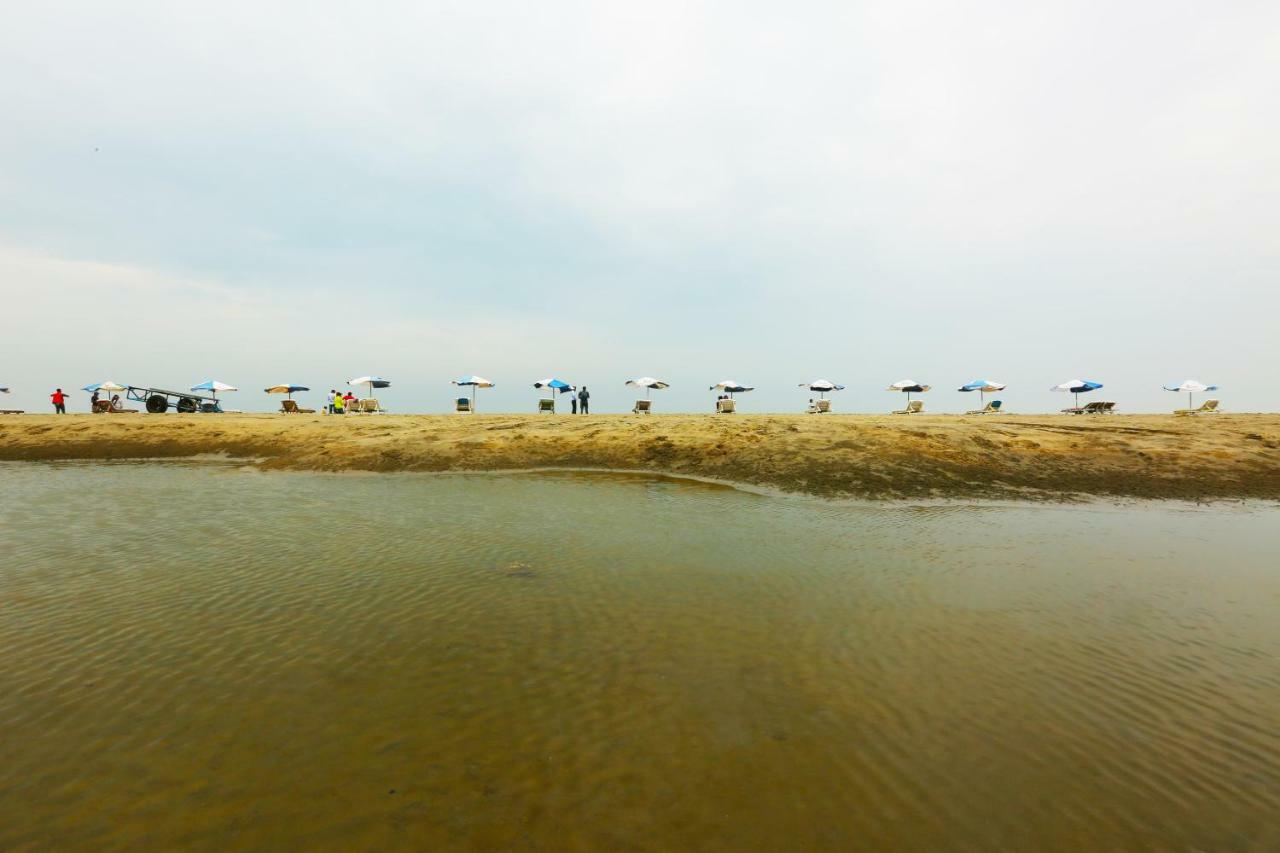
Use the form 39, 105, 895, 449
958, 378, 1006, 405
799, 379, 844, 399
452, 375, 494, 410
1051, 379, 1103, 408
888, 379, 931, 402
1163, 379, 1218, 409
191, 380, 237, 399
709, 380, 754, 397
348, 376, 391, 404
626, 377, 669, 399
83, 381, 127, 394
534, 378, 573, 397
0, 387, 9, 394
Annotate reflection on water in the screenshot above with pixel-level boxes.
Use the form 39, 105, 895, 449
1, 462, 1278, 850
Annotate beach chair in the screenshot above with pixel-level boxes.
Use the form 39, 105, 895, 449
538, 398, 556, 414
1100, 401, 1116, 413
892, 400, 923, 415
361, 398, 382, 413
0, 409, 24, 415
281, 399, 316, 414
1175, 399, 1219, 415
1076, 401, 1105, 414
966, 400, 1002, 415
633, 399, 652, 414
93, 399, 112, 413
806, 399, 831, 414
716, 398, 736, 413
456, 397, 473, 413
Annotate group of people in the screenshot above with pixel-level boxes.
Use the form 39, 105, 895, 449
325, 389, 358, 414
568, 385, 590, 414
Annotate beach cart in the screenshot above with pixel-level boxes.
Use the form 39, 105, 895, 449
124, 385, 222, 414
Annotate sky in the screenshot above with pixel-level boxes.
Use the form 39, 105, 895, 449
2, 1, 1277, 414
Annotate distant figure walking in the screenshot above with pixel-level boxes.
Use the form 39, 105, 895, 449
578, 386, 589, 414
51, 388, 68, 414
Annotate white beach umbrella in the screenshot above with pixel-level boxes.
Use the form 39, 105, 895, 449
1163, 379, 1218, 409
348, 376, 391, 400
626, 377, 670, 399
799, 379, 845, 399
1051, 379, 1103, 408
887, 379, 931, 402
709, 380, 754, 398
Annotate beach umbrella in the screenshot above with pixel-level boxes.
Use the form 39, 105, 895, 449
191, 380, 237, 402
626, 377, 670, 399
348, 376, 391, 400
83, 381, 127, 394
265, 384, 310, 400
533, 378, 573, 398
1051, 379, 1103, 408
887, 379, 932, 403
1163, 379, 1218, 409
0, 387, 8, 394
798, 379, 845, 399
709, 380, 754, 398
452, 375, 494, 410
958, 379, 1006, 405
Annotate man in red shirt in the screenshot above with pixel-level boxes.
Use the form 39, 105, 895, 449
50, 388, 69, 414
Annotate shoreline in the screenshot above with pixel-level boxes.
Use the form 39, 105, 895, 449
3, 413, 1279, 502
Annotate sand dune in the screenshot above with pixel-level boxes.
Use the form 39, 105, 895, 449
3, 412, 1279, 501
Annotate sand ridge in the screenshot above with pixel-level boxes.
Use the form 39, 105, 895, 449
3, 412, 1279, 501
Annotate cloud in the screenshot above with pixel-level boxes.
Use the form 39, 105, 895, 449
1, 1, 1277, 412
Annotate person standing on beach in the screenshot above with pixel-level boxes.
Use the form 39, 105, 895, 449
333, 392, 345, 415
326, 390, 336, 414
90, 389, 100, 412
51, 388, 68, 414
578, 386, 589, 414
570, 392, 577, 414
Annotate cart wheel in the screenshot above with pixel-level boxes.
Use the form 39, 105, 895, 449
146, 394, 169, 414
177, 397, 198, 413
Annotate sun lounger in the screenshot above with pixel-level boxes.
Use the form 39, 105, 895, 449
0, 409, 23, 415
360, 398, 382, 413
280, 399, 316, 414
806, 399, 831, 414
892, 400, 923, 415
1175, 398, 1219, 415
716, 398, 736, 413
633, 399, 652, 414
456, 397, 473, 413
966, 400, 1003, 415
538, 398, 556, 413
1101, 401, 1116, 413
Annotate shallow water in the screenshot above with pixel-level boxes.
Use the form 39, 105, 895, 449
1, 462, 1278, 850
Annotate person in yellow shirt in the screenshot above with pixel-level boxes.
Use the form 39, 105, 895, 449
333, 392, 345, 415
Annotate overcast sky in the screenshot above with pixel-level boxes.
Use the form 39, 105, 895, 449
2, 1, 1277, 414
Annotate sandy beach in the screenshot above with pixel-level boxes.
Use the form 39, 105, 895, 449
3, 412, 1278, 501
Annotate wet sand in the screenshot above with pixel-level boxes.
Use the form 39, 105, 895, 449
2, 412, 1279, 501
